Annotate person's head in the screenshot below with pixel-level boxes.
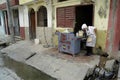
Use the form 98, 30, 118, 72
81, 24, 87, 30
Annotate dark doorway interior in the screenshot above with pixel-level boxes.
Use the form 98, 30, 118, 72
37, 6, 47, 27
3, 11, 10, 35
30, 9, 36, 40
13, 9, 20, 36
74, 4, 94, 50
74, 4, 94, 34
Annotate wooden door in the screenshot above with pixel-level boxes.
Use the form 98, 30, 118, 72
30, 9, 36, 39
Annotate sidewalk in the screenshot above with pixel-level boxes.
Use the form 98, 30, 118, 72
1, 40, 100, 80
0, 52, 21, 80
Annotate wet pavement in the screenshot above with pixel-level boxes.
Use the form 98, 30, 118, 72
0, 40, 101, 80
0, 47, 56, 80
0, 52, 21, 80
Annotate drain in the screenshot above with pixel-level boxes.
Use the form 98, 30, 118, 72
25, 52, 37, 60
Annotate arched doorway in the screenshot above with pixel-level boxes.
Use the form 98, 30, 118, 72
37, 6, 47, 27
37, 6, 49, 45
29, 9, 36, 39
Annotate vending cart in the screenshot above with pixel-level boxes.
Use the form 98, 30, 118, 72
58, 32, 81, 56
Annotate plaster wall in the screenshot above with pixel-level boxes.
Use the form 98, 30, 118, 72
27, 1, 53, 45
0, 0, 5, 4
19, 6, 30, 39
0, 11, 5, 40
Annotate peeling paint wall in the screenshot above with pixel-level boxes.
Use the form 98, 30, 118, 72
94, 0, 110, 51
53, 0, 110, 51
107, 0, 120, 54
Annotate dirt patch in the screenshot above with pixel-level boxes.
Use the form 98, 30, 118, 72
43, 48, 98, 63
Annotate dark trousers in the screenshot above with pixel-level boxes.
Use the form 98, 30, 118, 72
86, 46, 93, 55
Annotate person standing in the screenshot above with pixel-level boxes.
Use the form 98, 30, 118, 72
81, 23, 97, 56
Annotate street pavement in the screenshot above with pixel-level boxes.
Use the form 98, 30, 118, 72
0, 51, 21, 80
1, 40, 100, 80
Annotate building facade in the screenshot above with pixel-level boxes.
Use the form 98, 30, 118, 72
0, 0, 20, 40
53, 0, 120, 54
0, 10, 5, 40
0, 0, 120, 55
19, 0, 53, 45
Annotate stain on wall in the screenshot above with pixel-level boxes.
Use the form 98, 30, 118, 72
98, 6, 107, 18
96, 30, 107, 51
98, 0, 109, 18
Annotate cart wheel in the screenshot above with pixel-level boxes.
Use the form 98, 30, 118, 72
72, 54, 75, 60
72, 54, 75, 57
59, 50, 61, 53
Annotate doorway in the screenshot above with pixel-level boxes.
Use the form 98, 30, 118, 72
29, 9, 36, 40
12, 9, 20, 36
74, 4, 94, 34
74, 4, 94, 50
3, 11, 10, 35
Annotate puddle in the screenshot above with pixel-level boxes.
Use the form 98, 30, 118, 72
0, 45, 56, 80
2, 55, 57, 80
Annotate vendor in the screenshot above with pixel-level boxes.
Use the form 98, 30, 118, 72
81, 23, 97, 56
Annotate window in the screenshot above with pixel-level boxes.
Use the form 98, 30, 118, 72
57, 6, 75, 28
58, 0, 67, 2
37, 6, 47, 27
57, 5, 94, 29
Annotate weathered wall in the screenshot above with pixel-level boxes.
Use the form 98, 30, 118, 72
19, 6, 29, 39
0, 0, 5, 4
36, 27, 53, 45
0, 0, 19, 9
0, 11, 5, 40
107, 0, 120, 54
27, 0, 53, 45
53, 0, 110, 52
113, 0, 120, 52
19, 0, 33, 5
94, 0, 110, 51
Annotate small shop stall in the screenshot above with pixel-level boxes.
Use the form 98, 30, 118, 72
56, 31, 81, 56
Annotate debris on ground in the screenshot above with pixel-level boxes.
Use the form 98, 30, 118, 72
84, 56, 119, 80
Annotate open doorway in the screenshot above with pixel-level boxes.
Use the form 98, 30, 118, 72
74, 4, 94, 50
29, 9, 36, 40
3, 11, 10, 35
74, 4, 94, 34
12, 9, 20, 36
